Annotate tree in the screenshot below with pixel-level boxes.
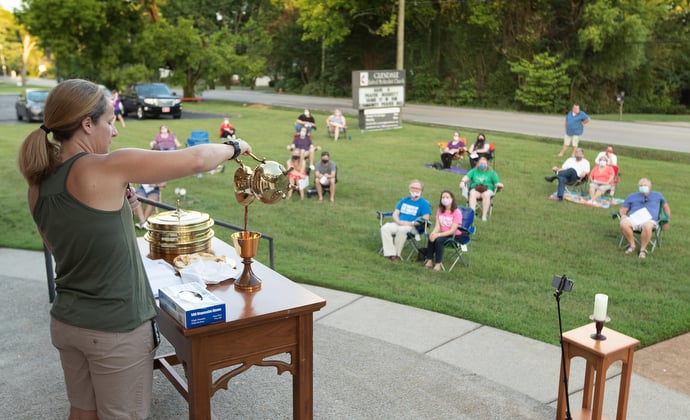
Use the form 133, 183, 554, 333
17, 0, 142, 82
510, 51, 572, 112
0, 9, 25, 77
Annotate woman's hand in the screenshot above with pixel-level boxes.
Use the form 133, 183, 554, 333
126, 184, 140, 211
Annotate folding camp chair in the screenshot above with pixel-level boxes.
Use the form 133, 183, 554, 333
612, 201, 668, 253
440, 207, 476, 271
462, 185, 502, 218
186, 130, 211, 147
376, 211, 430, 261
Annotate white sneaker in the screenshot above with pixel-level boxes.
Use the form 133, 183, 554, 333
481, 215, 488, 222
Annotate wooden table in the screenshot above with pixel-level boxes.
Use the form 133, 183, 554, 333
556, 323, 639, 420
138, 237, 327, 420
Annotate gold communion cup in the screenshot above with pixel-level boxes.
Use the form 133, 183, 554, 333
231, 230, 262, 292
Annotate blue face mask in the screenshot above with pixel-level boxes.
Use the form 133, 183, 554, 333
478, 164, 487, 171
639, 186, 650, 194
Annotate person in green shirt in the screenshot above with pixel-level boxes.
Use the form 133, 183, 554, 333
459, 157, 503, 222
17, 79, 252, 420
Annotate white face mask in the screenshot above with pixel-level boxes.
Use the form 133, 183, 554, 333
453, 135, 459, 141
161, 128, 168, 134
639, 186, 650, 194
599, 162, 607, 167
441, 198, 452, 207
410, 191, 421, 199
304, 111, 310, 116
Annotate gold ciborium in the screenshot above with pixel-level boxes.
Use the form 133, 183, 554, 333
232, 231, 262, 292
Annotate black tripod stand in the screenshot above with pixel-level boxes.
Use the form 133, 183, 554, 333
553, 274, 574, 420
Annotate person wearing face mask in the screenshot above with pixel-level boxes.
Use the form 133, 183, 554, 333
287, 127, 320, 171
468, 133, 491, 168
544, 148, 590, 201
460, 157, 503, 221
295, 108, 317, 134
595, 145, 618, 167
619, 178, 671, 259
314, 151, 337, 202
424, 190, 463, 271
380, 180, 432, 262
587, 156, 616, 204
150, 125, 181, 150
441, 131, 467, 169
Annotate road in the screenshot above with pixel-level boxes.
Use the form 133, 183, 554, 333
2, 76, 688, 153
203, 89, 690, 154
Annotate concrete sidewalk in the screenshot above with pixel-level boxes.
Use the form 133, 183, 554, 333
1, 248, 689, 419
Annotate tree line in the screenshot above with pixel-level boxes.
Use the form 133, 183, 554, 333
2, 0, 689, 114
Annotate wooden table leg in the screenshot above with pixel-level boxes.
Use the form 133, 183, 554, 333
294, 314, 314, 420
591, 357, 606, 420
582, 359, 595, 410
556, 343, 571, 420
188, 348, 213, 420
616, 348, 635, 420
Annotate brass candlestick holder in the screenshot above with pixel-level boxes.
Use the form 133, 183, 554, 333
232, 231, 262, 292
589, 315, 611, 340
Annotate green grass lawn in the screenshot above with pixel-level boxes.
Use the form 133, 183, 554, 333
2, 100, 689, 348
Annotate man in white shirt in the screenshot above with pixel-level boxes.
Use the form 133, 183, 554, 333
545, 148, 590, 201
595, 146, 618, 167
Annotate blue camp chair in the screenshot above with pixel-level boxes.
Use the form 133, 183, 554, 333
440, 207, 476, 271
186, 130, 211, 147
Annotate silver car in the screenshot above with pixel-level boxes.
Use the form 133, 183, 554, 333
15, 89, 51, 122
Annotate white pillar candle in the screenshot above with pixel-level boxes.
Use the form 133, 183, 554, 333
593, 293, 608, 321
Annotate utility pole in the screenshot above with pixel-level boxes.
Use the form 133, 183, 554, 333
396, 0, 404, 70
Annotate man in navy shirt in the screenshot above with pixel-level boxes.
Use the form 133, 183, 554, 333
559, 103, 590, 157
619, 178, 671, 258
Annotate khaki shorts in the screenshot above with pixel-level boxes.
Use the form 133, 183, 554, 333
563, 134, 580, 147
51, 317, 157, 419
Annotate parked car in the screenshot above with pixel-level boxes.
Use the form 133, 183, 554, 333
122, 83, 182, 120
15, 89, 51, 122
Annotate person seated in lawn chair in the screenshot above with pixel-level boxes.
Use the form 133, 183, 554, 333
219, 117, 236, 139
380, 180, 431, 263
295, 108, 317, 134
544, 148, 590, 201
459, 157, 503, 222
468, 133, 491, 168
314, 151, 337, 202
424, 190, 463, 271
595, 145, 618, 167
587, 155, 616, 204
326, 109, 347, 141
619, 178, 671, 259
286, 154, 308, 201
287, 127, 321, 171
440, 131, 467, 169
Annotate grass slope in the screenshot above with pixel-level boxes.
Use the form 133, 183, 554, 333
1, 100, 688, 347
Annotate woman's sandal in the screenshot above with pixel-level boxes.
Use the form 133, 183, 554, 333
625, 246, 636, 255
639, 250, 647, 259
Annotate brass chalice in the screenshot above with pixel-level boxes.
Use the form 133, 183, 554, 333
232, 231, 262, 292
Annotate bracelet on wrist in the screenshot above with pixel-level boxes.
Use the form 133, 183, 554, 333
223, 140, 241, 160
